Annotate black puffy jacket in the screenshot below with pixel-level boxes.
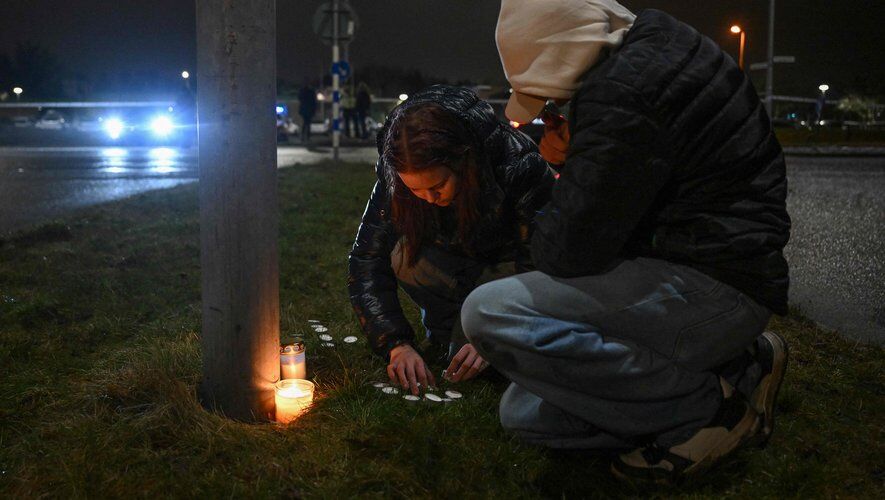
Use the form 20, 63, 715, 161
348, 86, 555, 358
532, 9, 791, 314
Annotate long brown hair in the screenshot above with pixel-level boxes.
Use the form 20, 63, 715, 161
381, 103, 482, 267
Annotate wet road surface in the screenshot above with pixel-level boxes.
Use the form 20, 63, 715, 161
0, 147, 880, 343
0, 145, 378, 234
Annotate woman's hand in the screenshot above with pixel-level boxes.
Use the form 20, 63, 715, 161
388, 344, 436, 395
538, 111, 570, 166
444, 344, 489, 383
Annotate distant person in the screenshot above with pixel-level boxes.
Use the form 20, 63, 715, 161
298, 83, 318, 144
355, 82, 372, 139
460, 0, 791, 483
341, 84, 358, 138
348, 85, 554, 395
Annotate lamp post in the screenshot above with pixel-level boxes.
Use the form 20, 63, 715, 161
765, 0, 776, 116
181, 70, 191, 90
13, 86, 23, 101
816, 84, 829, 125
730, 25, 746, 70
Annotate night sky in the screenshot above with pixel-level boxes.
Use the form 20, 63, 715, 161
1, 0, 883, 97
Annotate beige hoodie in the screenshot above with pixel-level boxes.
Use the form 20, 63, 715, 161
496, 0, 636, 123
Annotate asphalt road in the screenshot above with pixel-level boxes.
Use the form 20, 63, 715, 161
783, 155, 884, 344
0, 145, 378, 234
0, 147, 881, 344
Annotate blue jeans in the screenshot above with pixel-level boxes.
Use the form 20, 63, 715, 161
460, 257, 771, 449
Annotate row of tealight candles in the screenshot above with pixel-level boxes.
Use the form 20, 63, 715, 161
275, 337, 314, 423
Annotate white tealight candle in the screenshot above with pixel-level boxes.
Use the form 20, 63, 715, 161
274, 379, 314, 424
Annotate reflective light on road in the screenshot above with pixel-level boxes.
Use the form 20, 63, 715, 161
150, 147, 179, 173
101, 148, 129, 169
102, 148, 128, 158
150, 147, 176, 160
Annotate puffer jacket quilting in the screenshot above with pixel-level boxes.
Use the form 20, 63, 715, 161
531, 9, 791, 314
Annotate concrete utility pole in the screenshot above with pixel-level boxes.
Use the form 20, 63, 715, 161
765, 0, 776, 116
195, 0, 280, 421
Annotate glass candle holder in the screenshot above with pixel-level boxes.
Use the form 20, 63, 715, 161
274, 379, 314, 423
280, 339, 306, 380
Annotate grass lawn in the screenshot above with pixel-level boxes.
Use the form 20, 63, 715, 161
1, 161, 883, 498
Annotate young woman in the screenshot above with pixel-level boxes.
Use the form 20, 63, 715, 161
348, 85, 554, 395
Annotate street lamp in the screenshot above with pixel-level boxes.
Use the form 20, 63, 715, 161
181, 70, 190, 80
181, 70, 191, 90
13, 86, 23, 101
729, 25, 746, 70
819, 84, 830, 94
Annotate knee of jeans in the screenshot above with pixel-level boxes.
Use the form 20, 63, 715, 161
461, 279, 509, 345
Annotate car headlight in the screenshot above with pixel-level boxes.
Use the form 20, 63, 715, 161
150, 115, 174, 137
104, 118, 125, 139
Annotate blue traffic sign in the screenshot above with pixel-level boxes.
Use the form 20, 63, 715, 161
332, 61, 351, 81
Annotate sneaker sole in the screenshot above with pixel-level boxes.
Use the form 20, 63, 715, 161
750, 330, 789, 448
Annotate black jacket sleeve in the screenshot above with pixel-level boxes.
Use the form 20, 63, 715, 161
531, 81, 670, 277
347, 175, 416, 359
502, 145, 556, 273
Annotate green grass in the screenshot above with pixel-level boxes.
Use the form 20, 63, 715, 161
1, 162, 883, 498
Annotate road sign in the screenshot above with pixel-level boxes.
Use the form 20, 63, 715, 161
332, 60, 351, 81
750, 56, 796, 71
313, 1, 358, 46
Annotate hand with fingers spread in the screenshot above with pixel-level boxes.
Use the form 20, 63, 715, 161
444, 343, 489, 383
387, 344, 437, 396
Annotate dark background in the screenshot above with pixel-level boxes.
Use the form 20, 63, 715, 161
1, 0, 883, 99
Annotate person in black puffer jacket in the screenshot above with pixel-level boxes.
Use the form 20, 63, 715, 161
461, 1, 791, 482
348, 85, 555, 396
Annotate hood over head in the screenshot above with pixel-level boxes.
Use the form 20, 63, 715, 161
496, 0, 636, 123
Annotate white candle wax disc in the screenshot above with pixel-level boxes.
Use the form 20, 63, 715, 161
372, 382, 388, 388
382, 386, 400, 395
321, 342, 335, 348
313, 326, 328, 332
403, 395, 421, 401
318, 334, 333, 341
425, 393, 443, 402
444, 390, 463, 399
442, 398, 453, 402
343, 336, 358, 343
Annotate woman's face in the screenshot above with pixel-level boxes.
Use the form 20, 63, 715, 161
398, 165, 459, 207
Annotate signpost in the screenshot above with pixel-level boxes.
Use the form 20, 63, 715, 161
750, 56, 795, 72
313, 1, 357, 162
196, 0, 280, 421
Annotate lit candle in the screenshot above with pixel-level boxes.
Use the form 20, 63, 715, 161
280, 338, 306, 380
274, 379, 314, 423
